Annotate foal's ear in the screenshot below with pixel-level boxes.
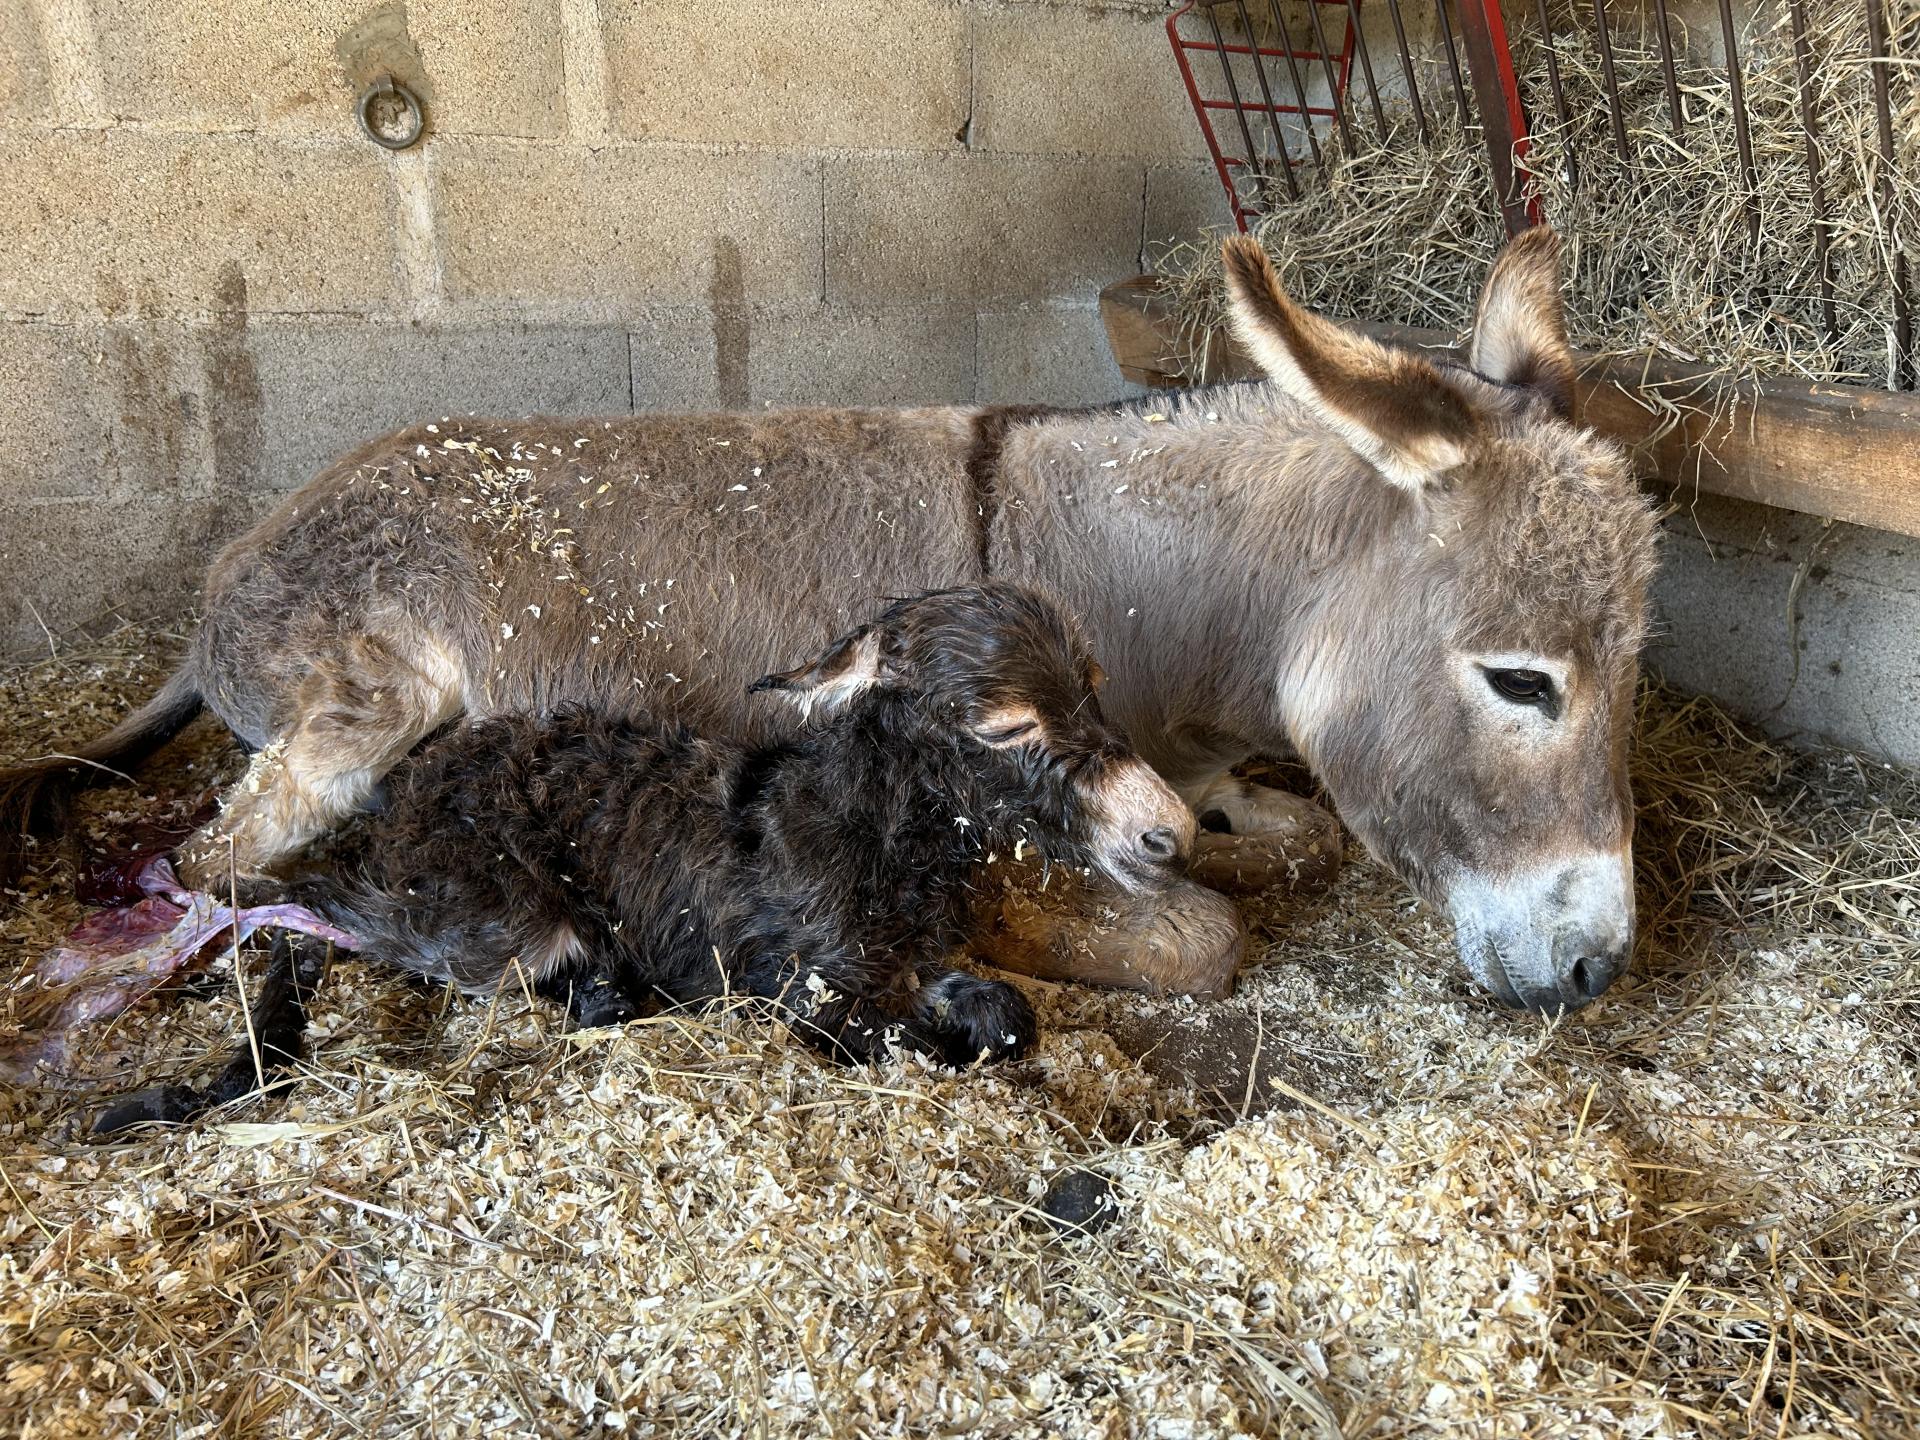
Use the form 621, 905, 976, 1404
1221, 235, 1480, 491
1469, 225, 1577, 420
748, 625, 894, 720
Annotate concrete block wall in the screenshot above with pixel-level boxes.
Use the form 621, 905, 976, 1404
8, 0, 1913, 771
1, 0, 1226, 656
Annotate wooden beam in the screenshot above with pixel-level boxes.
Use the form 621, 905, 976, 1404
1100, 275, 1920, 540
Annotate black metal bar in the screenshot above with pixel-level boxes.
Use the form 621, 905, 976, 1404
1268, 0, 1328, 173
1715, 0, 1761, 245
1531, 0, 1576, 190
1379, 0, 1430, 142
1590, 0, 1632, 159
1431, 0, 1472, 126
1344, 0, 1390, 137
1788, 0, 1837, 342
1203, 2, 1265, 190
1650, 0, 1686, 136
1864, 0, 1913, 388
1231, 0, 1303, 200
1302, 0, 1358, 151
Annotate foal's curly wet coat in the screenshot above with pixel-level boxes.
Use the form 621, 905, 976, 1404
95, 585, 1191, 1130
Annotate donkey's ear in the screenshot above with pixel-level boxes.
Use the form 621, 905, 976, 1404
1221, 235, 1480, 491
1469, 225, 1577, 419
748, 625, 895, 720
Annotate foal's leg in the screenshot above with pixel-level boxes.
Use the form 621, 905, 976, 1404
176, 632, 464, 888
92, 932, 326, 1134
746, 950, 1035, 1067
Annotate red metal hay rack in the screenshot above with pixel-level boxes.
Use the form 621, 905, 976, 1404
1166, 0, 1912, 389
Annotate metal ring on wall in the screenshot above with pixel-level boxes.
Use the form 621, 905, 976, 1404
356, 76, 425, 151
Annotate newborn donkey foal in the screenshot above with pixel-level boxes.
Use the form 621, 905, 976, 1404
97, 585, 1193, 1129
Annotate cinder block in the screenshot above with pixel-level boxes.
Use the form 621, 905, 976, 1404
1650, 503, 1920, 767
1145, 161, 1236, 252
973, 4, 1207, 159
437, 142, 823, 308
752, 305, 975, 409
0, 325, 119, 501
0, 492, 280, 657
0, 133, 398, 316
826, 154, 1143, 306
246, 320, 632, 491
85, 0, 567, 138
629, 304, 976, 412
978, 303, 1140, 407
0, 319, 230, 501
0, 0, 47, 121
601, 0, 967, 151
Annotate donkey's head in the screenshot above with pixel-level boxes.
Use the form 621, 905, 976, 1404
750, 583, 1195, 894
1222, 229, 1659, 1012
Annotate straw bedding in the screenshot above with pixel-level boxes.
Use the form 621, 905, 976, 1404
2, 622, 1917, 1438
1159, 0, 1919, 393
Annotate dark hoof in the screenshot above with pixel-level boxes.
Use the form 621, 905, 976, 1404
1040, 1169, 1119, 1236
92, 1083, 207, 1136
1197, 808, 1233, 835
919, 973, 1037, 1065
538, 970, 639, 1029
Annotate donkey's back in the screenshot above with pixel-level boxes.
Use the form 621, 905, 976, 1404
4, 404, 1002, 886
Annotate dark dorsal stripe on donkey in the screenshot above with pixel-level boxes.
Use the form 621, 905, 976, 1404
1, 227, 1656, 1014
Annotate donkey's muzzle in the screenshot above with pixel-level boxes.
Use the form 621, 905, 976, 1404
1553, 931, 1632, 1009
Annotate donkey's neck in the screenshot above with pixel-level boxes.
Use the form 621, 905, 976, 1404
991, 384, 1409, 782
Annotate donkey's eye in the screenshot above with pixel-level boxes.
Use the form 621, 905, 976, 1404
980, 720, 1037, 745
1486, 668, 1554, 708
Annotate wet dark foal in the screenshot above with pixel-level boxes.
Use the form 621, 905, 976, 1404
95, 584, 1194, 1133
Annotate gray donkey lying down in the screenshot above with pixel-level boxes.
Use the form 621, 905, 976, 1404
3, 229, 1657, 1012
92, 584, 1193, 1131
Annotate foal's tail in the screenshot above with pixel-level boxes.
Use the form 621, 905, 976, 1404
0, 663, 204, 884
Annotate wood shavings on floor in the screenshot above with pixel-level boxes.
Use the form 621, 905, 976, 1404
3, 622, 1916, 1438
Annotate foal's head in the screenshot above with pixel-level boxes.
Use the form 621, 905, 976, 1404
750, 583, 1194, 892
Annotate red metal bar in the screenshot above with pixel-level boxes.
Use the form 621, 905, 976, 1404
1167, 1, 1256, 231
1166, 0, 1364, 232
1200, 100, 1342, 117
1173, 39, 1340, 63
1454, 0, 1541, 233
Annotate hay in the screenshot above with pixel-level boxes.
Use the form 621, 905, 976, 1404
3, 620, 1918, 1437
1157, 0, 1919, 393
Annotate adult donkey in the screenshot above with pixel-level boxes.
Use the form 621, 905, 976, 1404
1, 229, 1656, 1012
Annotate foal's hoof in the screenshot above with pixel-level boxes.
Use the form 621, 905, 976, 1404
1187, 792, 1343, 898
974, 872, 1245, 1000
92, 1083, 205, 1136
918, 973, 1037, 1065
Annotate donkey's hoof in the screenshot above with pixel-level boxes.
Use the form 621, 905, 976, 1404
974, 873, 1245, 999
1187, 791, 1342, 898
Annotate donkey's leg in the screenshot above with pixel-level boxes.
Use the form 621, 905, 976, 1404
92, 932, 325, 1134
972, 863, 1247, 1000
1177, 772, 1344, 898
176, 632, 464, 888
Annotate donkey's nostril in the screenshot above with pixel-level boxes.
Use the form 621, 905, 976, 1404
1567, 946, 1626, 1001
1138, 826, 1179, 861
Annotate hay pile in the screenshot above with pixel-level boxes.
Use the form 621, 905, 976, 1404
3, 622, 1918, 1438
1159, 0, 1919, 391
